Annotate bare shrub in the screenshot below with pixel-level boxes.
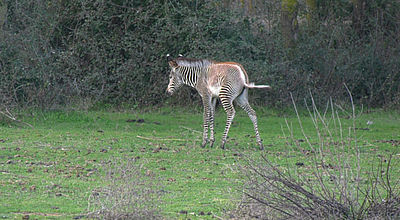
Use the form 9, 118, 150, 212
87, 157, 162, 219
231, 89, 400, 219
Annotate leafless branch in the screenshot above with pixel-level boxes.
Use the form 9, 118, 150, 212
0, 108, 33, 128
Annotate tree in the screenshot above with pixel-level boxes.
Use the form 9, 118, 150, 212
0, 0, 6, 38
281, 0, 298, 48
305, 0, 316, 24
351, 0, 366, 34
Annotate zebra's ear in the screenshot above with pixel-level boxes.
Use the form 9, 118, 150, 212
168, 60, 178, 68
166, 54, 174, 61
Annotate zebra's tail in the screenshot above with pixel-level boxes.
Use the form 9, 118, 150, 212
245, 82, 271, 89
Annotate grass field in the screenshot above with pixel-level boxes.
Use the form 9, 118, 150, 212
0, 106, 399, 219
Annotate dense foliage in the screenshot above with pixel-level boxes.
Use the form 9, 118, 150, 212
0, 0, 399, 109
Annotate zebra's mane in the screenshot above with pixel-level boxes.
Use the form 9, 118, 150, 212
174, 57, 213, 68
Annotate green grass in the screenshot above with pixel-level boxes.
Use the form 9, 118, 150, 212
0, 107, 399, 219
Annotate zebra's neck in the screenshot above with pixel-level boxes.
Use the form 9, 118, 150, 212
179, 66, 200, 88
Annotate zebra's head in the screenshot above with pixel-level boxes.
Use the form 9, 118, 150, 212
166, 60, 182, 95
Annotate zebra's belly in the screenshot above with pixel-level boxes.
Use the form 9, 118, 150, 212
209, 85, 221, 97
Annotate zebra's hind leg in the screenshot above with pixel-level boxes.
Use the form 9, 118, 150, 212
209, 98, 217, 147
243, 103, 264, 150
236, 89, 264, 150
220, 99, 236, 149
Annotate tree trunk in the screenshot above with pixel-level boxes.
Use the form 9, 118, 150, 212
305, 0, 316, 24
238, 0, 253, 16
0, 0, 6, 38
351, 0, 366, 34
281, 0, 298, 48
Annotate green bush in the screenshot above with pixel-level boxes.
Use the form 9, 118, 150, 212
1, 0, 399, 109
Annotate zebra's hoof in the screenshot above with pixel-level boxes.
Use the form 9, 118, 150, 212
259, 144, 264, 150
209, 138, 215, 148
220, 142, 226, 149
201, 141, 207, 148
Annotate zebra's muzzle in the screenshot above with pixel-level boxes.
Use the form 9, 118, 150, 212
166, 87, 174, 95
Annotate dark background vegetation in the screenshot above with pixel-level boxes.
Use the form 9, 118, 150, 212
0, 0, 399, 110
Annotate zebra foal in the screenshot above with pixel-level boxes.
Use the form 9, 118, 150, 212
166, 57, 270, 150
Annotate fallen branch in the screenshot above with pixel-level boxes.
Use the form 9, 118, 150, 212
179, 126, 202, 134
136, 135, 194, 142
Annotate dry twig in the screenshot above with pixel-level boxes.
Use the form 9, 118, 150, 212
0, 108, 33, 128
136, 135, 193, 142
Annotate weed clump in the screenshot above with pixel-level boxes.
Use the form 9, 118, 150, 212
87, 157, 162, 219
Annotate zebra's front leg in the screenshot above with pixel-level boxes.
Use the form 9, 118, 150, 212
201, 96, 212, 148
209, 98, 217, 147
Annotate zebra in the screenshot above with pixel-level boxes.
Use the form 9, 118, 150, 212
166, 56, 270, 150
